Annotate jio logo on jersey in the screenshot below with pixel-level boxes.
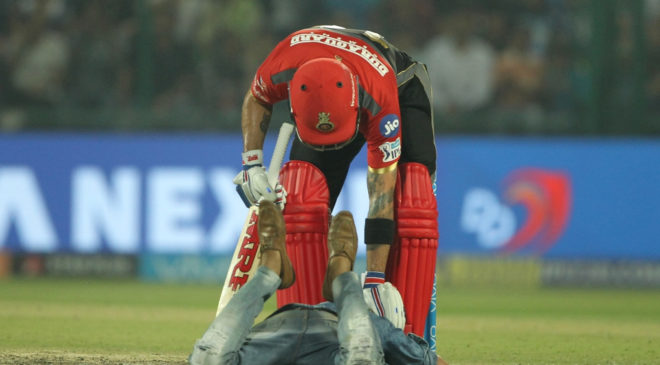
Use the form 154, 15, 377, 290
379, 114, 400, 137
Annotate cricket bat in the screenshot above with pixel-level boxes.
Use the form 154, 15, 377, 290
216, 122, 295, 316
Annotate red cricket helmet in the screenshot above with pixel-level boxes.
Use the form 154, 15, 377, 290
289, 58, 360, 150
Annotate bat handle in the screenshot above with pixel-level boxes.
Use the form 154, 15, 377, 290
267, 122, 295, 187
216, 122, 294, 317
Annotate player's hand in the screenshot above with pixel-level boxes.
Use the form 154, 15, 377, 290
233, 149, 286, 210
363, 282, 406, 329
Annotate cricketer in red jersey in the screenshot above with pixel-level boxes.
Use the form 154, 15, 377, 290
235, 25, 438, 346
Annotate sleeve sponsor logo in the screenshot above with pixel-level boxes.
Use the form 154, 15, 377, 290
290, 32, 389, 76
379, 114, 400, 137
252, 75, 270, 103
378, 138, 401, 163
256, 76, 267, 92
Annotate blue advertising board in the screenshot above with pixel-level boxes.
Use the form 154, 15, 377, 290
1, 134, 659, 259
437, 137, 660, 259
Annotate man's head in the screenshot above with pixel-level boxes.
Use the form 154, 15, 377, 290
289, 58, 360, 151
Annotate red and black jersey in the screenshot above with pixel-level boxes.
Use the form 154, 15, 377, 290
250, 26, 404, 170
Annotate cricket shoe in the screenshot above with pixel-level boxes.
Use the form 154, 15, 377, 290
323, 211, 358, 301
258, 200, 295, 289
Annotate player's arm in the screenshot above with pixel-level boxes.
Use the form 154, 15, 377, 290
365, 163, 397, 272
241, 91, 273, 152
364, 103, 401, 273
234, 90, 285, 208
235, 37, 291, 208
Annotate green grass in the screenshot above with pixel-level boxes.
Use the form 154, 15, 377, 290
435, 287, 660, 364
1, 278, 659, 364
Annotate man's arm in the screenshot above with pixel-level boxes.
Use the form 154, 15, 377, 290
241, 91, 273, 151
365, 164, 397, 272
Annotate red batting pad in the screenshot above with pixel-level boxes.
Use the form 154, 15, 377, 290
277, 161, 330, 307
386, 163, 439, 337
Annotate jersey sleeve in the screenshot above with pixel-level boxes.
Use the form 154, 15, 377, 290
364, 97, 402, 171
250, 40, 292, 105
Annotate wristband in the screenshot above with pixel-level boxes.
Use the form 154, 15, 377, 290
241, 149, 263, 167
364, 218, 395, 245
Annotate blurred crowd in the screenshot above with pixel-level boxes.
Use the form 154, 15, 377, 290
0, 0, 659, 134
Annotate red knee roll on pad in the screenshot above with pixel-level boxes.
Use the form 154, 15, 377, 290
276, 161, 330, 307
386, 163, 439, 336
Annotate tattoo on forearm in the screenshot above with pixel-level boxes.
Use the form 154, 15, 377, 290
367, 170, 395, 218
259, 113, 270, 134
369, 194, 392, 216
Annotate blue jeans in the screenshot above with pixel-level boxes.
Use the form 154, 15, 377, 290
189, 267, 436, 365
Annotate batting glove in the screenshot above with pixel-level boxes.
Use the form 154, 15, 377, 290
363, 282, 406, 330
233, 149, 286, 210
